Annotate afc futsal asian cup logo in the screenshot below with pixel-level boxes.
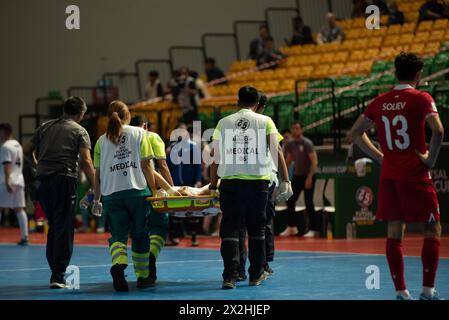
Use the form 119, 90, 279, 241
356, 186, 373, 208
235, 118, 250, 133
353, 186, 376, 225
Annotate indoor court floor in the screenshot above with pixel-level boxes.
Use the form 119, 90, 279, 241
1, 228, 448, 300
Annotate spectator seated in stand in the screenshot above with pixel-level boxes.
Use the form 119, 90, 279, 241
317, 12, 345, 44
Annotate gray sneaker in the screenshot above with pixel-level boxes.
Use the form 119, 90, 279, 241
249, 272, 268, 286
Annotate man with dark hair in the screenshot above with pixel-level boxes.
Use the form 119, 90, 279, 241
145, 70, 164, 100
349, 52, 445, 300
210, 86, 292, 289
289, 17, 315, 46
26, 96, 96, 289
205, 57, 226, 83
249, 24, 269, 60
0, 123, 28, 245
257, 36, 285, 69
283, 121, 319, 237
237, 92, 286, 281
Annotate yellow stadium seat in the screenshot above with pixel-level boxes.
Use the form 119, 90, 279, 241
369, 37, 383, 48
352, 18, 366, 28
350, 50, 365, 61
340, 39, 357, 50
395, 45, 410, 53
387, 24, 402, 35
413, 32, 429, 43
429, 29, 445, 42
399, 33, 415, 45
369, 28, 387, 38
433, 19, 449, 30
358, 60, 374, 74
384, 35, 401, 46
417, 21, 433, 32
344, 62, 359, 75
445, 30, 449, 41
379, 47, 399, 60
354, 38, 369, 50
380, 15, 389, 26
401, 23, 416, 34
328, 63, 345, 76
334, 51, 349, 63
409, 43, 426, 55
345, 29, 362, 40
424, 42, 441, 55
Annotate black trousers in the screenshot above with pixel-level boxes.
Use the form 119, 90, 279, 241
286, 175, 318, 231
239, 184, 275, 274
219, 179, 268, 281
38, 175, 78, 276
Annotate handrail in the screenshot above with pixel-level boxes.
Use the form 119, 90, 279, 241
201, 33, 240, 61
102, 72, 141, 103
134, 59, 172, 99
67, 86, 97, 99
168, 46, 206, 72
34, 97, 64, 129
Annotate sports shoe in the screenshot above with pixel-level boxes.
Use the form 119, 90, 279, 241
147, 253, 157, 286
264, 264, 274, 276
17, 238, 28, 246
50, 273, 66, 289
222, 279, 236, 289
165, 237, 179, 246
419, 291, 442, 300
136, 276, 153, 288
110, 264, 128, 292
237, 272, 247, 282
191, 233, 199, 247
396, 294, 414, 300
249, 272, 268, 286
280, 227, 298, 237
303, 230, 319, 238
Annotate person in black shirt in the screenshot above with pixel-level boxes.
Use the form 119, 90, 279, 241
205, 57, 226, 84
419, 0, 449, 22
249, 24, 269, 60
289, 17, 316, 46
387, 1, 405, 25
257, 36, 285, 69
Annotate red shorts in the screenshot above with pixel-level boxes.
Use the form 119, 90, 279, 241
376, 179, 440, 223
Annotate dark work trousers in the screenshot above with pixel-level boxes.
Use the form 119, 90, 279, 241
219, 179, 268, 281
286, 175, 318, 232
239, 184, 275, 274
37, 175, 78, 276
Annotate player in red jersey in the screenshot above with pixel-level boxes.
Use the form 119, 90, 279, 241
349, 52, 445, 300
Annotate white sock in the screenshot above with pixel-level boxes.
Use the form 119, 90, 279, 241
422, 287, 435, 297
15, 209, 28, 240
396, 290, 411, 299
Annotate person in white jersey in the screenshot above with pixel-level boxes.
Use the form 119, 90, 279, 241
0, 123, 28, 245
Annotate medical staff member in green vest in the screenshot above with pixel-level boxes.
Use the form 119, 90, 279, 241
210, 86, 292, 289
92, 101, 157, 292
130, 115, 173, 286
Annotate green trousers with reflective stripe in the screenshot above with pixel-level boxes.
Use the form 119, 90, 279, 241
147, 211, 168, 258
104, 196, 151, 278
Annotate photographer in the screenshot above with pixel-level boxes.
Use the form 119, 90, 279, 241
168, 67, 199, 124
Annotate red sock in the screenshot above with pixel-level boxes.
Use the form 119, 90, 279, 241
386, 238, 406, 291
422, 238, 440, 288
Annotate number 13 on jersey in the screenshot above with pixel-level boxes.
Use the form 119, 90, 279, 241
382, 115, 410, 151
